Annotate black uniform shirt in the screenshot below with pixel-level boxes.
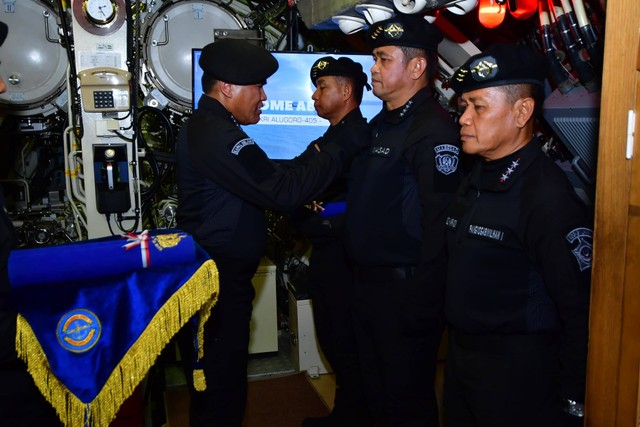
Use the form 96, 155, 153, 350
345, 87, 461, 272
285, 108, 369, 241
445, 139, 592, 399
176, 95, 355, 262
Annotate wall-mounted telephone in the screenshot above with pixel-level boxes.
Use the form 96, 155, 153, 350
79, 67, 131, 112
94, 144, 131, 214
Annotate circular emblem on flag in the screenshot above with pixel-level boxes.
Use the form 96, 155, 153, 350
57, 309, 102, 353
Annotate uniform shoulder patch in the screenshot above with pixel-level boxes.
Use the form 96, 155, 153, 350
229, 137, 256, 155
228, 136, 276, 183
566, 227, 593, 271
434, 144, 460, 175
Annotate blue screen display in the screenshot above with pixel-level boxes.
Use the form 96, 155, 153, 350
192, 50, 382, 159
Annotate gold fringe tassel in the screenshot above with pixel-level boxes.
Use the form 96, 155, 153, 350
193, 368, 207, 392
191, 278, 215, 392
16, 259, 219, 427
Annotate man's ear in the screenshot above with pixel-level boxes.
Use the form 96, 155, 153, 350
514, 97, 535, 128
218, 81, 235, 99
409, 57, 427, 81
343, 82, 353, 101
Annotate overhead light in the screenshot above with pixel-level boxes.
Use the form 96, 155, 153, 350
394, 0, 467, 14
478, 0, 506, 28
331, 9, 367, 34
423, 10, 439, 23
393, 0, 429, 14
446, 0, 479, 15
355, 0, 395, 25
508, 0, 537, 19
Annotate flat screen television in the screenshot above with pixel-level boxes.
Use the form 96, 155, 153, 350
192, 50, 382, 159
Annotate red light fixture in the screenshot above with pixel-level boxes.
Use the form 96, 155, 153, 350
478, 0, 507, 28
508, 0, 538, 19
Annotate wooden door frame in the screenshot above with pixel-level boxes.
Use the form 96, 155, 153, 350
585, 0, 640, 425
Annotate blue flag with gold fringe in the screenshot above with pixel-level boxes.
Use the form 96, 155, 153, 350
8, 229, 219, 427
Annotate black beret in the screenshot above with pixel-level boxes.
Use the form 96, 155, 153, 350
310, 56, 371, 90
451, 43, 547, 95
366, 14, 443, 52
0, 21, 7, 47
199, 39, 279, 85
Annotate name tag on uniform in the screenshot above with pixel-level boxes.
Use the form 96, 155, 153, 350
445, 216, 458, 229
370, 145, 392, 157
467, 224, 505, 242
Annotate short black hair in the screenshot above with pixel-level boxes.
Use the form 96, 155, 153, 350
499, 83, 545, 118
335, 75, 364, 105
201, 73, 218, 95
0, 21, 7, 47
399, 46, 439, 84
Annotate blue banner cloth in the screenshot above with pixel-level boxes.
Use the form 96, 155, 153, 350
9, 229, 195, 286
319, 201, 346, 218
7, 229, 219, 427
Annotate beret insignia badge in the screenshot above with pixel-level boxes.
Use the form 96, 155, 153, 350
470, 56, 498, 81
311, 60, 329, 80
384, 22, 404, 39
454, 68, 469, 83
370, 25, 383, 40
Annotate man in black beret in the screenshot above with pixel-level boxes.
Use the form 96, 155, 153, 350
284, 55, 373, 427
344, 13, 461, 427
198, 37, 279, 86
0, 21, 61, 427
176, 39, 368, 427
367, 12, 444, 52
444, 43, 592, 426
310, 56, 372, 96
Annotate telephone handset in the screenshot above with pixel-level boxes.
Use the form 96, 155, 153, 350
94, 144, 131, 214
79, 67, 131, 112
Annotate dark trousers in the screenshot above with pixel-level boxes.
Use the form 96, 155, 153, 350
0, 311, 61, 427
444, 330, 565, 427
179, 255, 259, 427
308, 241, 372, 426
353, 276, 444, 427
0, 364, 61, 427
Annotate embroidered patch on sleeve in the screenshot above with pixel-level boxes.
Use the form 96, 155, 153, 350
566, 227, 593, 271
228, 136, 276, 182
434, 144, 460, 175
230, 137, 256, 155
